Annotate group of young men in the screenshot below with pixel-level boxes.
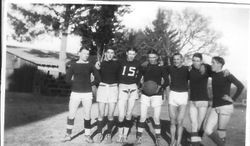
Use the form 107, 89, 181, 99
63, 46, 244, 146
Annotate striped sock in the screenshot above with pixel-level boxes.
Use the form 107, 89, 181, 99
84, 119, 91, 136
66, 117, 74, 135
154, 124, 161, 138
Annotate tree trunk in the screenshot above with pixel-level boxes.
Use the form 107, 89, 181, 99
58, 31, 68, 74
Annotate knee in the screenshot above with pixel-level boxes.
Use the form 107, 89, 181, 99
170, 118, 176, 125
204, 126, 213, 135
177, 119, 184, 127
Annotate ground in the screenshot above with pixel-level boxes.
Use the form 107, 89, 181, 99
4, 92, 246, 146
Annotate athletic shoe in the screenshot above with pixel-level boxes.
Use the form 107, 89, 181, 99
95, 133, 103, 143
104, 134, 112, 144
135, 136, 142, 145
85, 135, 94, 143
62, 134, 72, 142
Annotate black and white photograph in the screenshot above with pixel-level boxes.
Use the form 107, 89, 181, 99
1, 0, 249, 146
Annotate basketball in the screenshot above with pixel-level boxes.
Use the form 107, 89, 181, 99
142, 80, 159, 96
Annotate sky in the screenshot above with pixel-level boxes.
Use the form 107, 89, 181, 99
6, 2, 249, 81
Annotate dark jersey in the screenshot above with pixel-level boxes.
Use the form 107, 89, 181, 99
212, 72, 244, 107
189, 64, 211, 101
65, 62, 100, 93
166, 65, 189, 92
142, 64, 169, 95
118, 59, 142, 85
99, 60, 120, 84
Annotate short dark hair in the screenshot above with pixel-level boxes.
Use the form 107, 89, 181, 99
212, 56, 225, 66
173, 52, 183, 58
126, 47, 137, 53
193, 53, 203, 60
79, 46, 90, 52
147, 49, 159, 55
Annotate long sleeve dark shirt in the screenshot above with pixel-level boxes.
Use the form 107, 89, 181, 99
212, 71, 244, 107
65, 62, 100, 93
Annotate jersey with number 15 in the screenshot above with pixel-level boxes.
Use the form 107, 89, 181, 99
118, 59, 142, 85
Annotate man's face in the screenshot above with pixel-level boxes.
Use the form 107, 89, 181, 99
105, 49, 115, 61
173, 55, 183, 67
192, 56, 202, 69
79, 49, 89, 61
211, 59, 221, 72
126, 50, 137, 61
148, 53, 158, 64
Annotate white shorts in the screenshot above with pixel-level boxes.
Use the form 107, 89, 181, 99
70, 92, 93, 102
214, 104, 234, 115
190, 101, 209, 108
96, 82, 118, 103
118, 83, 139, 101
168, 90, 188, 106
140, 94, 163, 107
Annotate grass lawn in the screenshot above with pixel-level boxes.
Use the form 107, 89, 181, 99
4, 92, 246, 146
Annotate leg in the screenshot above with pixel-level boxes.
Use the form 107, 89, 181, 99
205, 108, 224, 146
176, 105, 187, 146
123, 96, 136, 138
197, 105, 208, 136
136, 99, 148, 144
67, 94, 81, 134
63, 93, 81, 141
217, 105, 233, 144
189, 102, 198, 133
154, 106, 162, 146
95, 102, 106, 143
82, 96, 93, 136
189, 102, 200, 145
169, 104, 178, 145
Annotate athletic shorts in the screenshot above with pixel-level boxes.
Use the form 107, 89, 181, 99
190, 101, 209, 108
70, 92, 93, 102
214, 104, 234, 115
168, 90, 188, 106
140, 94, 163, 107
96, 82, 118, 103
118, 83, 139, 101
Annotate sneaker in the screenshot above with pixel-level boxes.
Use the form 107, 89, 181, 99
104, 134, 112, 144
62, 134, 72, 142
85, 135, 94, 143
95, 133, 103, 143
116, 134, 124, 143
135, 136, 142, 145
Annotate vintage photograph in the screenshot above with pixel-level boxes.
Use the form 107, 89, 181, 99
2, 1, 249, 146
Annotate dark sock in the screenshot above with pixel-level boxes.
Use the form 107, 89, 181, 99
97, 120, 103, 133
84, 119, 91, 129
190, 132, 201, 146
107, 119, 114, 134
137, 122, 145, 137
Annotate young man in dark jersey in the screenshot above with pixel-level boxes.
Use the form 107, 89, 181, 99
204, 56, 244, 146
63, 47, 101, 143
94, 48, 120, 143
116, 47, 142, 143
166, 53, 189, 146
135, 50, 169, 146
188, 53, 211, 146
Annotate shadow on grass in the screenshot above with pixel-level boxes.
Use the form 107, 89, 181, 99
70, 115, 191, 146
4, 92, 69, 129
